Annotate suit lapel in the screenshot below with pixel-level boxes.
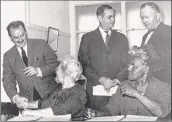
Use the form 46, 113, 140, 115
13, 46, 27, 69
94, 28, 109, 53
144, 22, 163, 45
149, 22, 163, 41
108, 30, 117, 53
27, 39, 33, 66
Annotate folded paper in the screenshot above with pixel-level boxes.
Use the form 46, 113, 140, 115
93, 85, 119, 96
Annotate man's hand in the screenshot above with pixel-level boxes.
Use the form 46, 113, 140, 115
120, 83, 140, 98
13, 95, 28, 109
27, 100, 39, 109
99, 77, 114, 90
112, 79, 120, 86
84, 108, 95, 119
23, 66, 38, 77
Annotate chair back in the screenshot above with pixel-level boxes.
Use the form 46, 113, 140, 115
76, 75, 87, 90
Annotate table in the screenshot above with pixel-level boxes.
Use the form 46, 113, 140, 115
2, 102, 171, 121
86, 115, 171, 122
5, 115, 171, 121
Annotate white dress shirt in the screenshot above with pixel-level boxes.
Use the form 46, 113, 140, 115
16, 44, 28, 57
144, 21, 161, 44
99, 26, 111, 44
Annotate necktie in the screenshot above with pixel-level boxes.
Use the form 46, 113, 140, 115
104, 31, 110, 49
142, 29, 154, 46
21, 47, 28, 66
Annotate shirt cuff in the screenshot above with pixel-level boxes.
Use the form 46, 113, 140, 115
12, 94, 18, 103
37, 67, 42, 77
38, 99, 42, 109
98, 77, 104, 84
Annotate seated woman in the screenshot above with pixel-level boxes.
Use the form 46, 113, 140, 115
90, 44, 171, 118
22, 55, 87, 120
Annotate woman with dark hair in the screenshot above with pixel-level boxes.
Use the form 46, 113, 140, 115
88, 44, 171, 119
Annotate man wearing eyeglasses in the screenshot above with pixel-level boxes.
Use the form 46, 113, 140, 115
2, 20, 59, 109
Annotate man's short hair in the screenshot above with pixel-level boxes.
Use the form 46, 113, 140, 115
140, 2, 160, 13
6, 20, 27, 37
96, 4, 116, 17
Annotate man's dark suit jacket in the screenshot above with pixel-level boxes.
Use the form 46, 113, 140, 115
78, 28, 129, 110
2, 38, 59, 102
141, 22, 171, 84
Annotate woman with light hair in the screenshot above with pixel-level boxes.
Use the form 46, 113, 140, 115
22, 55, 87, 120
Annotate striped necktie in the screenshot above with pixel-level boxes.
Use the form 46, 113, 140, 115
21, 47, 28, 66
104, 31, 110, 49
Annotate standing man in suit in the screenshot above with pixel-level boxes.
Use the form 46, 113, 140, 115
2, 21, 59, 109
78, 5, 129, 110
140, 2, 171, 84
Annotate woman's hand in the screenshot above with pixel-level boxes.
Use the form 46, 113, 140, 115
120, 83, 140, 98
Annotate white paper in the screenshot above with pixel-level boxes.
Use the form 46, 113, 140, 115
37, 114, 71, 121
8, 116, 42, 121
8, 114, 71, 121
93, 85, 119, 96
121, 115, 158, 121
86, 115, 125, 121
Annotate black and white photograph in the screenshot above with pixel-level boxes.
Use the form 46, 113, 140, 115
1, 1, 171, 121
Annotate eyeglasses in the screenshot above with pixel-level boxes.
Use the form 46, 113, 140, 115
11, 33, 26, 41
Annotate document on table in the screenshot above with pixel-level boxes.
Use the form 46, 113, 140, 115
86, 115, 125, 121
8, 116, 42, 121
38, 114, 71, 121
121, 115, 158, 121
8, 114, 71, 121
93, 85, 119, 96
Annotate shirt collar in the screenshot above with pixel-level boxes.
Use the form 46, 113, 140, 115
16, 43, 28, 56
153, 20, 161, 30
99, 26, 111, 36
17, 43, 27, 50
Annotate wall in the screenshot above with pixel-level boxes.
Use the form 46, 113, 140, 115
126, 1, 171, 47
27, 27, 70, 57
1, 1, 70, 102
69, 1, 171, 56
69, 1, 117, 57
26, 1, 70, 57
1, 1, 26, 102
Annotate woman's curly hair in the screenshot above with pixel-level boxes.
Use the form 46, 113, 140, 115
126, 44, 163, 77
128, 44, 160, 65
55, 55, 83, 82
